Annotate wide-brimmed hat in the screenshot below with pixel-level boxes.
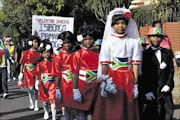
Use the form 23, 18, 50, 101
146, 27, 166, 37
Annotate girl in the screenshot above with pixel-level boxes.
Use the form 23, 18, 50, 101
35, 41, 56, 120
18, 35, 41, 111
52, 31, 80, 120
70, 25, 99, 120
93, 7, 141, 120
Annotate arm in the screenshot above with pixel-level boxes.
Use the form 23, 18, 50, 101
72, 74, 79, 89
55, 76, 61, 88
102, 64, 109, 75
132, 64, 139, 84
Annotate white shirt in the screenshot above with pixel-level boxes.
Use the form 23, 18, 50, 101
100, 33, 142, 66
151, 46, 161, 64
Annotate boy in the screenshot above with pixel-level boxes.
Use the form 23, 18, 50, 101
140, 27, 174, 120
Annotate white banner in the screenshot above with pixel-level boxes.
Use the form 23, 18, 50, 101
32, 15, 74, 51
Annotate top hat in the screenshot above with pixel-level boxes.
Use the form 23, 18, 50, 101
146, 27, 165, 37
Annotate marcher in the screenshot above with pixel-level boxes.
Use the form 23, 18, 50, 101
93, 7, 141, 120
3, 36, 17, 82
70, 25, 99, 120
0, 39, 14, 98
35, 41, 56, 120
147, 20, 178, 70
18, 35, 41, 111
51, 31, 80, 120
140, 27, 174, 120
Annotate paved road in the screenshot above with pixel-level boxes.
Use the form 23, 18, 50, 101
0, 76, 179, 120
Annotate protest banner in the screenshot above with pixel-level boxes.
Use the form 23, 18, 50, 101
32, 15, 74, 51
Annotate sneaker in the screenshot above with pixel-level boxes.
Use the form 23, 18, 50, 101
3, 93, 8, 98
34, 107, 39, 111
13, 77, 16, 80
8, 79, 11, 82
43, 111, 49, 119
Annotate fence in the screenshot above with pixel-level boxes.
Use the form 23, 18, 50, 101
139, 22, 180, 53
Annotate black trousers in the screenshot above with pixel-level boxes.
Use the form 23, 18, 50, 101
0, 67, 8, 94
140, 94, 174, 120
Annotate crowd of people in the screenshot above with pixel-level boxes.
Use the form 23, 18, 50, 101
0, 7, 177, 120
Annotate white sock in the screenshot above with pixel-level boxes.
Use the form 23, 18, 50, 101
28, 87, 34, 109
43, 102, 49, 119
51, 103, 56, 120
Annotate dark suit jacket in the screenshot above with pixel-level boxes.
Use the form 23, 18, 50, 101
140, 47, 174, 98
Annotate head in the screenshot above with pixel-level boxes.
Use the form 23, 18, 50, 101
28, 35, 41, 49
152, 20, 162, 28
111, 15, 128, 34
4, 36, 11, 46
148, 35, 163, 47
58, 31, 75, 51
146, 27, 165, 47
77, 25, 97, 48
40, 43, 53, 60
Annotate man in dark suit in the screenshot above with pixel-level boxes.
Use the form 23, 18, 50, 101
139, 27, 174, 120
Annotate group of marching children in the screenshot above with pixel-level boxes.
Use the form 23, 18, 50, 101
16, 6, 174, 120
17, 24, 102, 120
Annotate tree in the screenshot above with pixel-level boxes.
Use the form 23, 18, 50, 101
25, 0, 64, 15
86, 0, 132, 24
1, 0, 32, 41
150, 0, 180, 22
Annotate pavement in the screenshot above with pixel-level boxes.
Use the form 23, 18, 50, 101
0, 69, 179, 120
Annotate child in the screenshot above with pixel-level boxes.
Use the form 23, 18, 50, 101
52, 31, 79, 120
140, 27, 174, 120
93, 7, 141, 120
70, 25, 99, 120
35, 41, 56, 120
18, 35, 41, 111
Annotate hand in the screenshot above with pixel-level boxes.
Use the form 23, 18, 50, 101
17, 81, 24, 89
56, 88, 61, 100
145, 92, 155, 100
161, 85, 170, 92
73, 89, 82, 103
10, 59, 15, 64
35, 80, 39, 90
101, 89, 107, 97
18, 73, 23, 82
133, 84, 139, 99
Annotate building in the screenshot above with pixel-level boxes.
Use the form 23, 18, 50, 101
129, 0, 157, 9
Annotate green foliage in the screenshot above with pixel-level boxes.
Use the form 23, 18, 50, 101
86, 0, 132, 24
25, 0, 64, 15
1, 0, 32, 41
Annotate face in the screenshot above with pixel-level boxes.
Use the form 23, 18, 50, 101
62, 39, 73, 51
113, 19, 127, 34
148, 36, 162, 47
32, 39, 39, 49
154, 23, 162, 28
82, 35, 95, 48
42, 50, 51, 59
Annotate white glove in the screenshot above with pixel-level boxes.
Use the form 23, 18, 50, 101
145, 92, 155, 100
56, 88, 61, 100
101, 74, 109, 81
133, 84, 139, 99
105, 77, 117, 94
35, 80, 39, 90
161, 85, 170, 92
101, 89, 107, 97
18, 73, 23, 82
73, 89, 82, 103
